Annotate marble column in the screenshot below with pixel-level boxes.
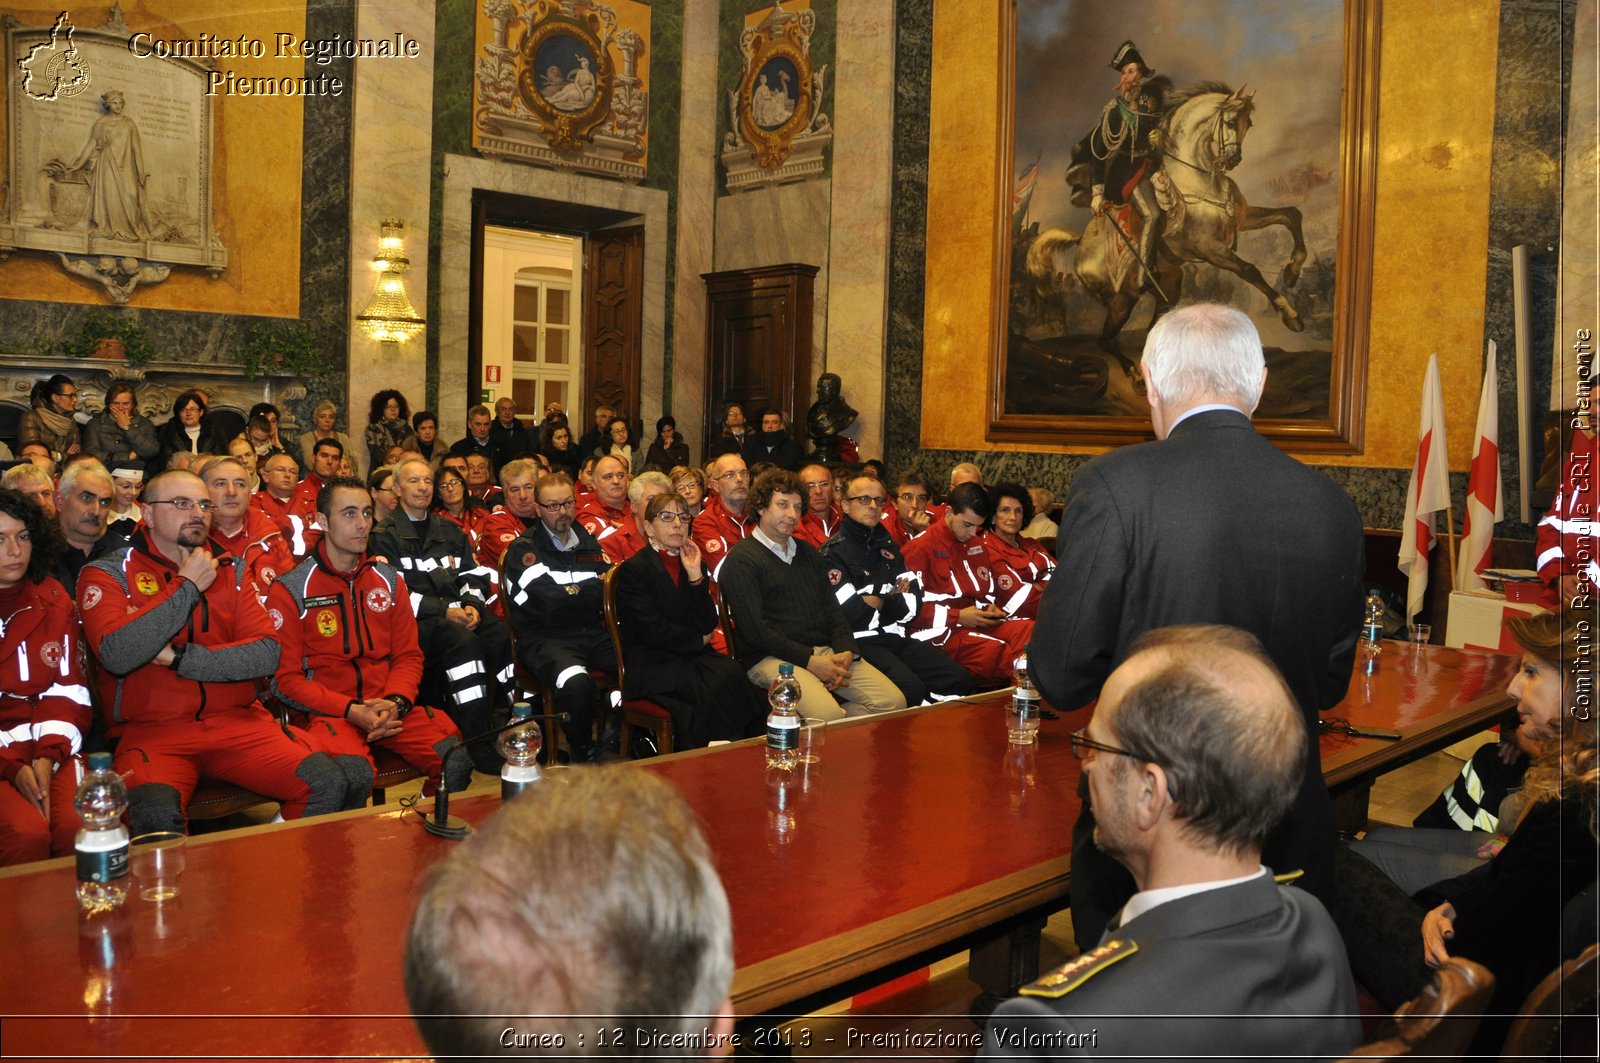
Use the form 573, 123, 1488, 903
823, 0, 895, 460
672, 0, 720, 457
347, 0, 435, 439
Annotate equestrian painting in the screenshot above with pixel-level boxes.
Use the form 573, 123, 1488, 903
1000, 0, 1374, 448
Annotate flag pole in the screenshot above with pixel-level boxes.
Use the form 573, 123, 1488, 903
1443, 502, 1458, 591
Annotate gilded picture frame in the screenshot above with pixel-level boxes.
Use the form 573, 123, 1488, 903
514, 4, 614, 154
986, 0, 1379, 451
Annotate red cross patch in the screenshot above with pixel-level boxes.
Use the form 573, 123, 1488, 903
365, 587, 393, 613
39, 641, 63, 668
828, 568, 842, 586
267, 608, 285, 631
82, 585, 103, 610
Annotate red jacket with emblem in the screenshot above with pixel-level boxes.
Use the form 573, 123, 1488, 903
795, 505, 842, 548
978, 531, 1055, 619
77, 533, 280, 735
266, 546, 423, 717
209, 508, 295, 603
475, 509, 541, 572
901, 520, 1002, 645
691, 493, 753, 579
0, 578, 92, 782
577, 497, 636, 558
251, 490, 320, 558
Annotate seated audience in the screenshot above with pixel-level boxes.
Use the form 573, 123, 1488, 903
820, 473, 972, 706
365, 390, 416, 473
368, 465, 399, 523
982, 625, 1360, 1060
2, 463, 57, 519
615, 492, 767, 749
576, 403, 614, 461
644, 415, 690, 472
17, 374, 81, 467
474, 458, 543, 580
248, 403, 294, 461
794, 462, 841, 547
707, 401, 754, 459
740, 408, 803, 471
925, 462, 983, 526
501, 472, 614, 763
270, 478, 469, 801
369, 459, 513, 773
575, 454, 598, 502
107, 462, 145, 529
199, 456, 292, 603
77, 470, 353, 835
405, 767, 735, 1059
980, 482, 1055, 619
410, 410, 450, 467
82, 382, 159, 474
53, 458, 118, 595
463, 452, 503, 509
603, 471, 670, 564
489, 398, 532, 473
225, 435, 261, 491
252, 451, 317, 558
1335, 610, 1598, 1055
299, 400, 360, 480
0, 488, 91, 867
600, 416, 635, 472
156, 390, 225, 471
432, 464, 489, 547
297, 437, 345, 510
539, 421, 581, 480
902, 482, 1034, 682
693, 453, 753, 580
1023, 486, 1059, 540
577, 455, 633, 554
671, 464, 707, 518
719, 469, 905, 721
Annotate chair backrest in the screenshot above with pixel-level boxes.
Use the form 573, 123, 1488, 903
1501, 942, 1600, 1060
1332, 958, 1496, 1061
715, 584, 739, 659
600, 566, 629, 691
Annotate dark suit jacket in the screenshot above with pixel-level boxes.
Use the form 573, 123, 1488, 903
981, 874, 1361, 1062
614, 548, 720, 700
1032, 409, 1365, 931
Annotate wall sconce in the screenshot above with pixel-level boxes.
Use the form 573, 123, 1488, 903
357, 220, 426, 343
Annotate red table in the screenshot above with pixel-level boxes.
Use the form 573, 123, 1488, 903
0, 643, 1517, 1059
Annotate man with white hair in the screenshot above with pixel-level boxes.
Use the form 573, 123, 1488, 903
406, 767, 735, 1058
602, 470, 671, 563
1031, 302, 1364, 946
53, 459, 118, 595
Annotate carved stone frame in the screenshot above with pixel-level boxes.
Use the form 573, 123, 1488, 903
514, 8, 614, 154
982, 0, 1379, 452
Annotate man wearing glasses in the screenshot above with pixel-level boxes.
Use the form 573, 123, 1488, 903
77, 470, 353, 835
501, 472, 615, 763
693, 453, 754, 580
793, 463, 841, 547
251, 451, 319, 559
885, 471, 932, 546
981, 626, 1358, 1060
819, 474, 972, 706
370, 459, 515, 773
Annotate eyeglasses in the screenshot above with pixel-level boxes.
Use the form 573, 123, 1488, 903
897, 491, 930, 503
1070, 727, 1151, 764
1319, 717, 1401, 741
148, 498, 214, 513
802, 480, 832, 491
714, 469, 749, 481
847, 495, 887, 506
57, 390, 80, 400
374, 485, 397, 495
653, 512, 692, 524
539, 498, 577, 511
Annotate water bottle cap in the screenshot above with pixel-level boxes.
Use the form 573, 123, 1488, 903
778, 662, 794, 676
87, 751, 113, 771
511, 701, 533, 719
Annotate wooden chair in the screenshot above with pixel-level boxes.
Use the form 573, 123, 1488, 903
600, 567, 675, 757
1500, 943, 1600, 1060
1332, 957, 1495, 1060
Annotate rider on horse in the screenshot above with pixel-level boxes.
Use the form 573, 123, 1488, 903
1069, 41, 1170, 290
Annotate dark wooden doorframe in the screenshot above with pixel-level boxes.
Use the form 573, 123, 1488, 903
701, 264, 819, 461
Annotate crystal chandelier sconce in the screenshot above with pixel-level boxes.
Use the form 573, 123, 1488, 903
357, 220, 426, 343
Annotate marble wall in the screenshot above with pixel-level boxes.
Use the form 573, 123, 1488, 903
672, 0, 721, 454
885, 0, 1575, 537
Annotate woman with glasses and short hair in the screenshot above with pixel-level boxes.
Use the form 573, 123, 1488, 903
82, 381, 160, 474
612, 491, 766, 750
668, 465, 707, 518
17, 374, 83, 466
431, 465, 488, 548
156, 389, 226, 471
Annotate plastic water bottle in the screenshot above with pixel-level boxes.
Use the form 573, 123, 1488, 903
1009, 653, 1041, 745
1362, 591, 1384, 673
765, 662, 802, 770
75, 752, 129, 911
498, 702, 543, 800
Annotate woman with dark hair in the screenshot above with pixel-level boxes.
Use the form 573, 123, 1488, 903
1336, 610, 1598, 1053
364, 389, 416, 471
613, 491, 767, 749
82, 381, 159, 472
598, 416, 635, 472
539, 421, 580, 480
17, 374, 82, 466
431, 465, 488, 547
643, 415, 690, 472
411, 410, 450, 466
156, 389, 225, 470
0, 487, 90, 867
707, 401, 754, 459
978, 482, 1055, 620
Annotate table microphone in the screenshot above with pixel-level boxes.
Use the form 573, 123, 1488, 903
423, 710, 570, 840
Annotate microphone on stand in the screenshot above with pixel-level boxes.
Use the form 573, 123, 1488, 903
424, 711, 570, 840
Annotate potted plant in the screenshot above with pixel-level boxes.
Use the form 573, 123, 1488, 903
237, 322, 324, 380
66, 310, 158, 366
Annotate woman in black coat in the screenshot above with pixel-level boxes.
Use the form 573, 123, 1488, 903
155, 389, 227, 470
642, 415, 691, 472
613, 492, 767, 749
